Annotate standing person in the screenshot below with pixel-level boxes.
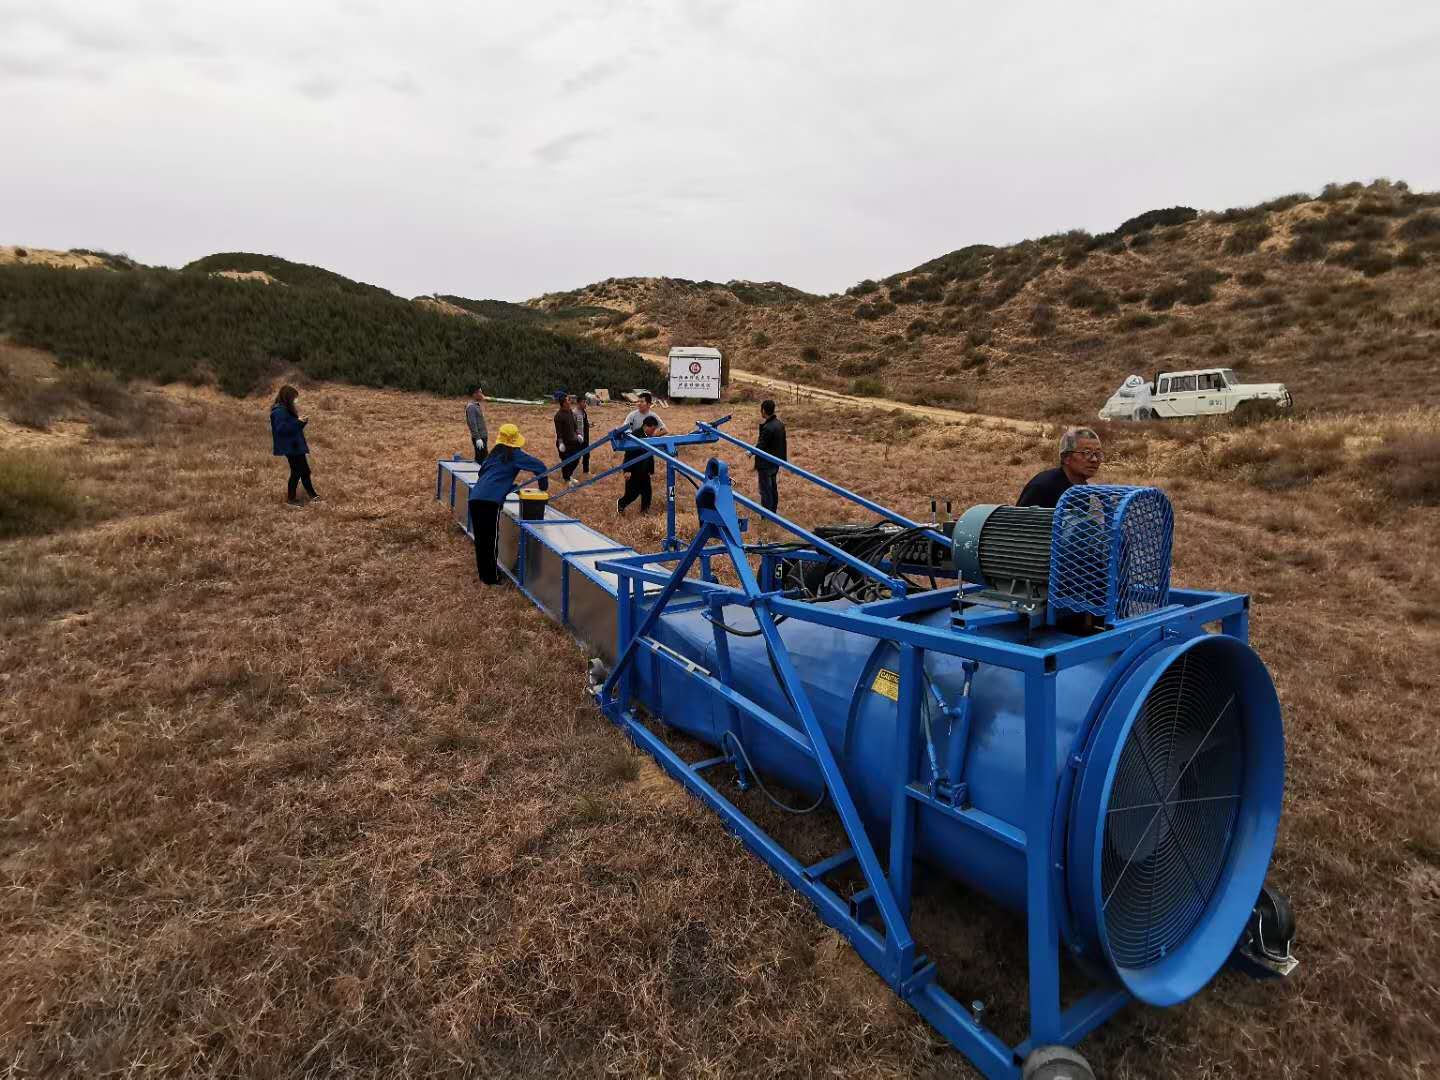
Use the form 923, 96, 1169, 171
465, 384, 488, 464
554, 393, 584, 484
618, 414, 661, 515
572, 394, 592, 476
270, 384, 320, 506
755, 398, 787, 514
467, 423, 549, 585
622, 391, 668, 436
1017, 427, 1103, 508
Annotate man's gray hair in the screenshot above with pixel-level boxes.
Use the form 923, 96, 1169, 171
1059, 427, 1100, 458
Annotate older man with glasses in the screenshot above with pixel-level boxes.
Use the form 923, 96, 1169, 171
1017, 427, 1103, 508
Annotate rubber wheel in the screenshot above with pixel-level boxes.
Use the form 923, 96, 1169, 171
1258, 884, 1296, 947
1023, 1046, 1096, 1080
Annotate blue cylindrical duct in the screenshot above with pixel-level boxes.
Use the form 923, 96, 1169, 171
635, 606, 1284, 1006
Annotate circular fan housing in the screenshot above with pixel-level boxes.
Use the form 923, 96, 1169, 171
1068, 633, 1284, 1006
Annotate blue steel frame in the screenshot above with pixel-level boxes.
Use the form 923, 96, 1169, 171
435, 425, 1254, 1078
588, 457, 1249, 1080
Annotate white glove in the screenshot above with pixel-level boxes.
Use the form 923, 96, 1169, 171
475, 439, 485, 452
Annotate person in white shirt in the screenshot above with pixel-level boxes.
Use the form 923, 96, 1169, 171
622, 392, 668, 436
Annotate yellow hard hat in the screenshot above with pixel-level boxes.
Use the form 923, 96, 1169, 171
495, 423, 525, 448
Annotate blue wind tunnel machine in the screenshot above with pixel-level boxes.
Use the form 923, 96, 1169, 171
436, 421, 1296, 1079
626, 484, 1292, 1015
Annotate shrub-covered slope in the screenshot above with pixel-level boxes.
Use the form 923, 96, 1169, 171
183, 252, 395, 298
537, 181, 1440, 418
0, 265, 656, 397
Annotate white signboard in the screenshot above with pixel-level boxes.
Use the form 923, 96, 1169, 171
668, 348, 722, 400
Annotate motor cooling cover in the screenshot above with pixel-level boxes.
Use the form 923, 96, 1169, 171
1068, 633, 1284, 1006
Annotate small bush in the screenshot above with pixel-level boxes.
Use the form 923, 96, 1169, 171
5, 382, 70, 429
1224, 223, 1271, 254
1114, 206, 1198, 237
888, 275, 944, 304
1118, 288, 1147, 303
749, 330, 771, 347
905, 318, 931, 339
1285, 233, 1325, 261
847, 279, 879, 297
1147, 268, 1228, 310
1238, 270, 1267, 286
849, 377, 886, 397
838, 356, 886, 376
799, 345, 822, 363
1129, 231, 1153, 250
1029, 303, 1056, 336
902, 383, 978, 410
1319, 181, 1364, 202
1064, 277, 1117, 315
1258, 192, 1311, 213
1398, 212, 1440, 241
854, 300, 896, 321
1363, 435, 1440, 506
0, 453, 82, 538
1118, 312, 1159, 331
636, 325, 660, 340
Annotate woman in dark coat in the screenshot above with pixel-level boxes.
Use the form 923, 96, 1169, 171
270, 385, 320, 505
467, 423, 550, 584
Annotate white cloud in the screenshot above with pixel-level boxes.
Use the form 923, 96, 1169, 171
1, 0, 1438, 301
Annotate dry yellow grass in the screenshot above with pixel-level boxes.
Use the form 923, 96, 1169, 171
2, 360, 1439, 1077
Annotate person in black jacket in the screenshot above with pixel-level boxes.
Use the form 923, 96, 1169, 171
570, 394, 592, 476
618, 414, 660, 514
755, 399, 787, 513
554, 393, 584, 484
1017, 427, 1103, 508
270, 385, 320, 506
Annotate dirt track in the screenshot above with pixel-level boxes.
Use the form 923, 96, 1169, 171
640, 353, 1048, 435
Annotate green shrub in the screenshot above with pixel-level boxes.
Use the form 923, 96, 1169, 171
799, 345, 821, 363
1319, 181, 1364, 202
749, 330, 771, 347
1118, 312, 1159, 331
849, 377, 885, 397
1128, 231, 1153, 250
636, 324, 660, 339
904, 318, 930, 339
847, 279, 879, 297
1238, 270, 1267, 286
0, 453, 82, 538
1364, 435, 1440, 506
888, 275, 944, 304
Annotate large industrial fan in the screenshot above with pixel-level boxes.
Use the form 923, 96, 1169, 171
434, 420, 1296, 1080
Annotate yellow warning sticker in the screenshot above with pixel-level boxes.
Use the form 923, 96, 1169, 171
871, 668, 900, 701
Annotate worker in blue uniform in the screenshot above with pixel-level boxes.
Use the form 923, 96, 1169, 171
468, 423, 549, 584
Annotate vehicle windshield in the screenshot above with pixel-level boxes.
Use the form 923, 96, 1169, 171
1220, 369, 1238, 386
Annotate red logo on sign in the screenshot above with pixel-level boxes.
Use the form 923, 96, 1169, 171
689, 361, 703, 374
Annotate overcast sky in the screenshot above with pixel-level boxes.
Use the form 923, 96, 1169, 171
3, 0, 1439, 301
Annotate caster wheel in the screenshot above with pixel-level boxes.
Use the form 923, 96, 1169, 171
1257, 884, 1296, 952
1023, 1045, 1096, 1080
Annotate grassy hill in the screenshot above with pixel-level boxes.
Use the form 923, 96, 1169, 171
183, 252, 395, 299
0, 264, 656, 398
533, 180, 1440, 418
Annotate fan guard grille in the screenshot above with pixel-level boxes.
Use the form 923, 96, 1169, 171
1101, 646, 1245, 970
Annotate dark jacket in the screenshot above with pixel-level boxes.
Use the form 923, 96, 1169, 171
271, 405, 309, 456
755, 415, 787, 471
1017, 467, 1076, 509
467, 446, 550, 503
554, 408, 582, 449
622, 442, 655, 476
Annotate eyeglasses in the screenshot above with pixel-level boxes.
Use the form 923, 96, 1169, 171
1067, 450, 1104, 462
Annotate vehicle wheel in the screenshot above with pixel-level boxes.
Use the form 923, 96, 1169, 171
1135, 407, 1153, 421
1023, 1046, 1096, 1080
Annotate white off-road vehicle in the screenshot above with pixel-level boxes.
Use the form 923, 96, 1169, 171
1099, 367, 1293, 421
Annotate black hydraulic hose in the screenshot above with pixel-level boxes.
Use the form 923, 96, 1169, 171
722, 731, 827, 816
